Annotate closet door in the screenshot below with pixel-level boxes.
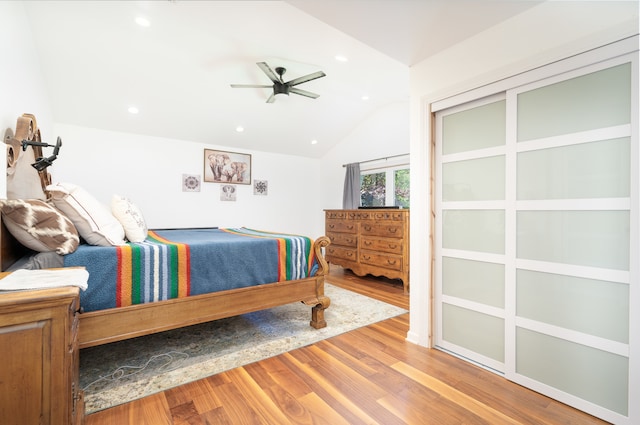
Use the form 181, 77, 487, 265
510, 59, 633, 423
434, 54, 637, 424
434, 95, 508, 373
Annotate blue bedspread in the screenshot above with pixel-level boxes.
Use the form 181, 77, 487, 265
64, 228, 318, 312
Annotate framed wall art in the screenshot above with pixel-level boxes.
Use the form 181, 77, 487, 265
254, 179, 268, 195
182, 174, 201, 192
203, 149, 251, 185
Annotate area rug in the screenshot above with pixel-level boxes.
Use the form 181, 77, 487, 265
79, 283, 407, 413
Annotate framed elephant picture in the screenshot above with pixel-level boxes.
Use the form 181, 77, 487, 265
203, 149, 252, 185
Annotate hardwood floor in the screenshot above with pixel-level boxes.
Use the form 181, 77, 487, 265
85, 266, 607, 425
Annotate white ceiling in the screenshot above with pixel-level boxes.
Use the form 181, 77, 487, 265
22, 0, 541, 158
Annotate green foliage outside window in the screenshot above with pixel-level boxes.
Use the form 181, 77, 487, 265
394, 169, 410, 208
361, 172, 386, 206
360, 168, 410, 207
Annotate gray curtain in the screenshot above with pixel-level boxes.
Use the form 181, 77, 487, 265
342, 162, 360, 209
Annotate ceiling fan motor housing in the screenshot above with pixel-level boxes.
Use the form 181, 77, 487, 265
274, 81, 290, 95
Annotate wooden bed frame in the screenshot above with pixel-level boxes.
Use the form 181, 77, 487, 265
2, 114, 331, 349
0, 225, 331, 348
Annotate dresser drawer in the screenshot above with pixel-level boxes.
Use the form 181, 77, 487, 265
326, 221, 357, 234
327, 232, 357, 247
371, 211, 406, 221
326, 210, 349, 220
326, 246, 357, 262
360, 223, 403, 238
359, 252, 403, 271
361, 237, 402, 254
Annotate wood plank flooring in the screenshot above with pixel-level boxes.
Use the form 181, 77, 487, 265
85, 266, 607, 425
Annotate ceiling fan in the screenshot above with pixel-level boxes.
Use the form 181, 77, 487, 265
231, 62, 326, 103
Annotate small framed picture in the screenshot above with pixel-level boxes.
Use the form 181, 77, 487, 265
182, 174, 201, 192
220, 184, 237, 201
254, 180, 268, 196
204, 149, 251, 185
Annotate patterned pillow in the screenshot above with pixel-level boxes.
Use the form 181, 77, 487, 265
0, 199, 79, 254
46, 182, 126, 246
111, 195, 148, 243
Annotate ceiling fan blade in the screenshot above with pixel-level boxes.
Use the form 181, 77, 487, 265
266, 93, 276, 103
289, 87, 320, 99
230, 84, 272, 88
256, 62, 280, 83
286, 70, 326, 87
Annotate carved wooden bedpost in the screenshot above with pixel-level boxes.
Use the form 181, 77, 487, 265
309, 236, 331, 329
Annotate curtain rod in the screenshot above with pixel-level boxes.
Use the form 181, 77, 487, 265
342, 153, 409, 167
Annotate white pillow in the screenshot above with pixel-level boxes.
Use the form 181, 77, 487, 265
46, 182, 126, 246
111, 195, 148, 243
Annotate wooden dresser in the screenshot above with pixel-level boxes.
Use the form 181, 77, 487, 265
0, 286, 84, 425
325, 209, 409, 293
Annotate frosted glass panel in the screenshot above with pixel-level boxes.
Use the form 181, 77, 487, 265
443, 303, 504, 363
443, 100, 505, 155
443, 210, 505, 254
517, 270, 629, 343
517, 328, 628, 415
517, 211, 629, 270
443, 257, 504, 308
443, 156, 505, 201
517, 137, 630, 200
518, 63, 631, 141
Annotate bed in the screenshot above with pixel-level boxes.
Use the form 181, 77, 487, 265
1, 114, 330, 348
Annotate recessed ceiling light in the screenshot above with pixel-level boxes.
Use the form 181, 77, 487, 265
335, 55, 348, 62
135, 17, 150, 27
236, 126, 244, 133
128, 106, 139, 114
311, 139, 318, 145
361, 95, 370, 101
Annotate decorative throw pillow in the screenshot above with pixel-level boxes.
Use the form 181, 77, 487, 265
0, 198, 79, 254
46, 182, 126, 246
111, 195, 148, 243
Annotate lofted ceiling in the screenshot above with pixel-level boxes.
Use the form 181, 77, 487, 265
21, 0, 541, 158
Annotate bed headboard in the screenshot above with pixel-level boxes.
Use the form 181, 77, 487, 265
2, 113, 53, 271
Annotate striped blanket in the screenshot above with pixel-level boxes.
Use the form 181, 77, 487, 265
64, 228, 318, 312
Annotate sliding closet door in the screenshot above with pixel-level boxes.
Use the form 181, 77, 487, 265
434, 52, 637, 424
434, 95, 508, 373
510, 58, 633, 422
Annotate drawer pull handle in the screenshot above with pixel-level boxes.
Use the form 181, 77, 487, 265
364, 225, 372, 231
387, 228, 397, 233
363, 255, 371, 260
347, 225, 354, 230
364, 241, 372, 246
329, 224, 335, 229
387, 259, 397, 265
388, 244, 397, 249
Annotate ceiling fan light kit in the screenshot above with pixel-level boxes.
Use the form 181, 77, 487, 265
231, 62, 326, 103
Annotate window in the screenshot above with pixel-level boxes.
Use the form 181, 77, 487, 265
360, 166, 410, 207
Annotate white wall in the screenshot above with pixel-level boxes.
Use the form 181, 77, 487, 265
320, 100, 410, 209
0, 2, 54, 197
51, 124, 325, 238
407, 1, 639, 347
